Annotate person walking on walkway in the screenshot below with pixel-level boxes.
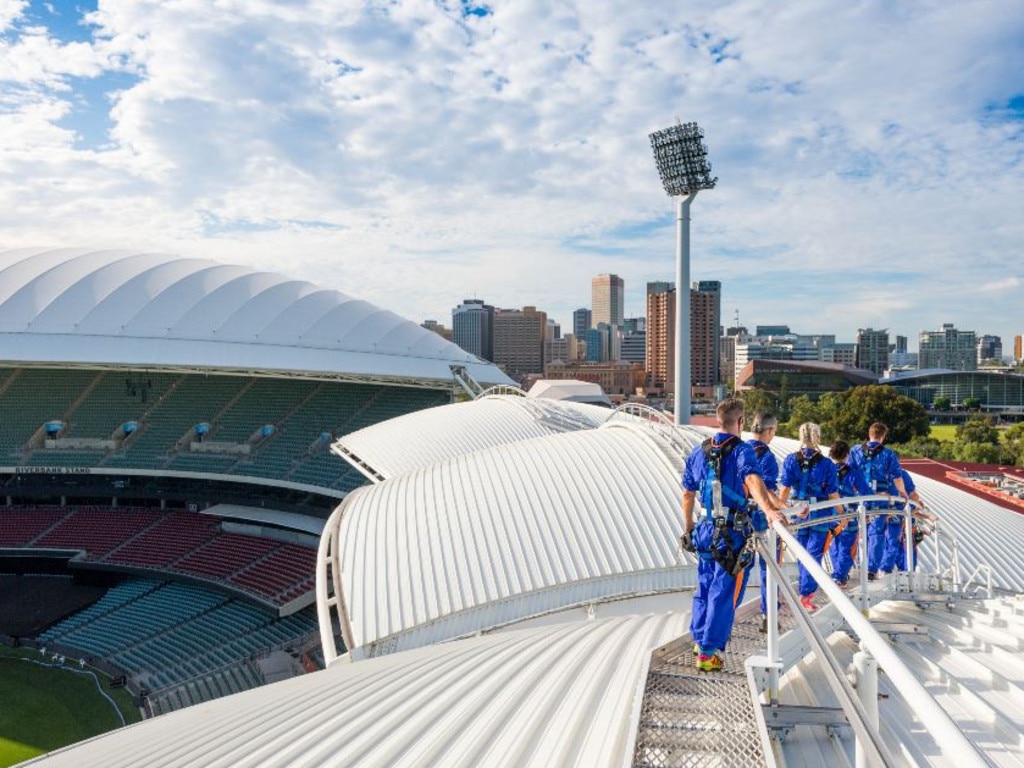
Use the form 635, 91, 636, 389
680, 398, 787, 671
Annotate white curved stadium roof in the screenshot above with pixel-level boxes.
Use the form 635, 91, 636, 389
332, 393, 615, 481
26, 613, 687, 768
0, 248, 512, 387
332, 420, 712, 658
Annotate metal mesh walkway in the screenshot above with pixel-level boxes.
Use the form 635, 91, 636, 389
631, 601, 804, 768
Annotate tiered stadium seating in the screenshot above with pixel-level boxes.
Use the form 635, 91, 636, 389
33, 507, 162, 558
0, 368, 97, 461
229, 544, 316, 602
175, 533, 279, 581
103, 511, 220, 568
3, 506, 317, 605
3, 366, 449, 489
40, 579, 321, 712
0, 507, 70, 546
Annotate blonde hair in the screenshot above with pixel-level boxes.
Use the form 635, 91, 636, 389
798, 422, 821, 448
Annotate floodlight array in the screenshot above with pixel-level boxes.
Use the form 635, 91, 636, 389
649, 121, 717, 196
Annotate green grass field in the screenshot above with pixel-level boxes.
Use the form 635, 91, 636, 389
0, 647, 141, 767
929, 424, 958, 441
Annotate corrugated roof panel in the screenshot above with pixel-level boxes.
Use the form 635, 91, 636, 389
337, 421, 702, 656
332, 394, 616, 480
27, 613, 688, 768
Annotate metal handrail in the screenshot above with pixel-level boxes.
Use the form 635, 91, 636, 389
761, 521, 989, 766
755, 534, 895, 766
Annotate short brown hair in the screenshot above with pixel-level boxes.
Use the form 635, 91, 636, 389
868, 422, 888, 441
716, 398, 745, 430
830, 439, 850, 462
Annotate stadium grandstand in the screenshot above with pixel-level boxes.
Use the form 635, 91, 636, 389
0, 247, 512, 726
21, 396, 1024, 767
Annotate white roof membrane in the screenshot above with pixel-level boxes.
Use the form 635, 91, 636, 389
0, 248, 512, 386
26, 612, 689, 768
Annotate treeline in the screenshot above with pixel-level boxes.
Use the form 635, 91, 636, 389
738, 385, 1024, 466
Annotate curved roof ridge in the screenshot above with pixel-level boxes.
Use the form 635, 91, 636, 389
0, 248, 513, 386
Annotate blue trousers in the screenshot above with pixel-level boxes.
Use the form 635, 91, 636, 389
894, 534, 918, 571
691, 556, 752, 654
867, 514, 888, 574
797, 528, 831, 596
830, 525, 859, 583
878, 517, 906, 573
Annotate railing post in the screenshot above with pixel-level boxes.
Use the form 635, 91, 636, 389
766, 527, 780, 703
903, 505, 915, 592
853, 646, 879, 768
857, 503, 869, 614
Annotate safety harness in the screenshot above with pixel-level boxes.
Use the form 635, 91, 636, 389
794, 450, 825, 501
861, 442, 885, 492
699, 436, 754, 575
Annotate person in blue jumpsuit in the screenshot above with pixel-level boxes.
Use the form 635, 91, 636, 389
847, 422, 910, 580
827, 439, 871, 587
779, 422, 840, 612
886, 469, 934, 572
680, 398, 787, 672
745, 413, 783, 633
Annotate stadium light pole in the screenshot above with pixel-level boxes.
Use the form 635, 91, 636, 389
649, 121, 717, 426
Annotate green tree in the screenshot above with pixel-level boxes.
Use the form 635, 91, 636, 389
739, 390, 780, 424
999, 422, 1024, 466
780, 395, 821, 438
955, 417, 999, 445
962, 396, 982, 410
933, 395, 951, 411
955, 442, 1002, 464
825, 386, 930, 444
892, 436, 945, 459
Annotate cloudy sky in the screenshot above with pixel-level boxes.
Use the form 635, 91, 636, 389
1, 0, 1022, 352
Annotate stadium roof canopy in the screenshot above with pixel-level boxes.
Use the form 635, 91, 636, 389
328, 418, 711, 658
22, 410, 1024, 766
0, 248, 513, 388
332, 393, 616, 481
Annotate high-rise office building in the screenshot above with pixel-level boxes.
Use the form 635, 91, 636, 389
977, 335, 1002, 365
692, 280, 721, 386
452, 299, 494, 361
493, 305, 547, 377
620, 317, 646, 365
646, 282, 675, 392
1015, 335, 1023, 365
572, 308, 591, 339
591, 274, 624, 329
856, 328, 890, 375
919, 324, 977, 371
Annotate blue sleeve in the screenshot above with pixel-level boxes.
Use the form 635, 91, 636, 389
819, 460, 839, 495
901, 470, 916, 493
682, 449, 703, 492
780, 454, 798, 489
883, 449, 902, 482
854, 470, 872, 495
760, 453, 780, 492
733, 442, 760, 484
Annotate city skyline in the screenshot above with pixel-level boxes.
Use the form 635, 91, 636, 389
1, 1, 1021, 349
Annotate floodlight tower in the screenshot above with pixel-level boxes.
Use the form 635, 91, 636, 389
649, 121, 717, 425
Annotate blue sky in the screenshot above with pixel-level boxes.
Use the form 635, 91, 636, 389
1, 0, 1022, 354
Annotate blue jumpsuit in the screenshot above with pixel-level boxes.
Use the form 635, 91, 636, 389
780, 448, 839, 597
829, 461, 872, 584
683, 432, 760, 656
848, 441, 903, 576
886, 469, 918, 572
747, 439, 780, 614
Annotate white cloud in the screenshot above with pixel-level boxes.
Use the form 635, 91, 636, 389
0, 0, 1022, 349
